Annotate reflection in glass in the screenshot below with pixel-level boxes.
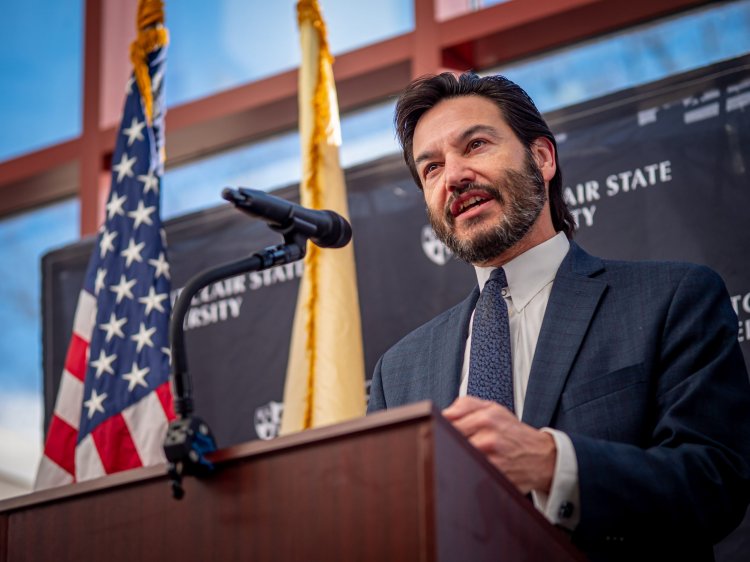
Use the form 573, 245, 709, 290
162, 100, 398, 219
485, 0, 750, 113
436, 0, 513, 22
167, 0, 413, 106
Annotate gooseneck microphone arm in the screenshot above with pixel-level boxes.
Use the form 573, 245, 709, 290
164, 241, 306, 500
169, 250, 297, 417
164, 187, 352, 500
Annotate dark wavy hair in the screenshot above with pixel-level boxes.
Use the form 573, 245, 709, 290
394, 72, 575, 238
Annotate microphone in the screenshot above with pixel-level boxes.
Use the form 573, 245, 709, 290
222, 187, 352, 249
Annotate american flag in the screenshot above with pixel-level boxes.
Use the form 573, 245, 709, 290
35, 37, 174, 488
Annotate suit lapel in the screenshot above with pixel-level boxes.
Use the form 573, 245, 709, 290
522, 244, 607, 428
427, 288, 479, 409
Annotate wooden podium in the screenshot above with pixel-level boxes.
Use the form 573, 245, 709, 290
0, 402, 585, 561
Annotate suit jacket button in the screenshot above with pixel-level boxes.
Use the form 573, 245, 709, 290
558, 501, 574, 519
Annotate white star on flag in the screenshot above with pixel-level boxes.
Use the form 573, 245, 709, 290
121, 238, 145, 267
131, 322, 157, 352
139, 286, 168, 315
128, 200, 156, 229
122, 117, 146, 146
122, 362, 150, 392
99, 312, 127, 342
112, 153, 137, 183
83, 389, 107, 419
137, 170, 159, 194
90, 349, 117, 378
148, 252, 170, 279
106, 193, 127, 220
94, 268, 108, 295
99, 229, 118, 259
110, 275, 137, 304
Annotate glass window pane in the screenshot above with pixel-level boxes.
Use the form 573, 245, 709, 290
166, 0, 414, 106
0, 199, 79, 489
163, 130, 302, 219
163, 99, 400, 219
484, 0, 750, 113
340, 100, 399, 169
0, 0, 83, 162
436, 0, 514, 22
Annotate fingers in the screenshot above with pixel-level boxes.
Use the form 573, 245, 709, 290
441, 395, 487, 420
442, 395, 513, 420
442, 396, 516, 437
441, 396, 556, 493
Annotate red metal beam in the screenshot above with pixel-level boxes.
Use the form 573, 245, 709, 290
79, 0, 107, 236
413, 0, 441, 78
0, 139, 80, 186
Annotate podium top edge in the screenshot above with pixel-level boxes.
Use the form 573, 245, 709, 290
0, 401, 439, 514
213, 400, 438, 462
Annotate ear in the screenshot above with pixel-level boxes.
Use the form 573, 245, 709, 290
530, 137, 556, 183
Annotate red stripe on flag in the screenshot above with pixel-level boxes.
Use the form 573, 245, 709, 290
65, 333, 89, 382
91, 414, 142, 473
44, 415, 77, 477
156, 381, 176, 421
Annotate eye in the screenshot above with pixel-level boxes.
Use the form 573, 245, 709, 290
468, 139, 486, 151
423, 163, 439, 177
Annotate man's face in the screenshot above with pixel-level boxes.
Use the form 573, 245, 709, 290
412, 95, 548, 265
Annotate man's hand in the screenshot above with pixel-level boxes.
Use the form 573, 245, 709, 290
442, 396, 557, 494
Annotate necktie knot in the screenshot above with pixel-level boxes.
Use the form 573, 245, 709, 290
487, 267, 507, 288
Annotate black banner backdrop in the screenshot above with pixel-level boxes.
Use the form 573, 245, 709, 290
42, 55, 750, 557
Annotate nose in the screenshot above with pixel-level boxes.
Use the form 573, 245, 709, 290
443, 154, 476, 192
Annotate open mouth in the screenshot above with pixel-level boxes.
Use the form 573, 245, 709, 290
450, 192, 493, 218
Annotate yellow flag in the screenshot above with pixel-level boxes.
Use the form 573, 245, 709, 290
280, 0, 366, 433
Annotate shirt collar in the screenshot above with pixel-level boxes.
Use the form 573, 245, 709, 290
474, 232, 570, 313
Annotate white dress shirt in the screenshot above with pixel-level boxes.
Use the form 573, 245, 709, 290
458, 231, 580, 529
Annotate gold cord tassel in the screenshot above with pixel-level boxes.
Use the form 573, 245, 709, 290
130, 0, 169, 125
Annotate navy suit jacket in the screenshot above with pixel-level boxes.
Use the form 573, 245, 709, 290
368, 242, 750, 561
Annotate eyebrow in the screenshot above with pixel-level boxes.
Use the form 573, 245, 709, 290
414, 124, 501, 167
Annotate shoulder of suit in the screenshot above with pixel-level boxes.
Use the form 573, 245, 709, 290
569, 243, 723, 288
601, 258, 721, 288
382, 288, 478, 357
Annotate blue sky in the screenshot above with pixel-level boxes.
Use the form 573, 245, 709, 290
0, 0, 82, 160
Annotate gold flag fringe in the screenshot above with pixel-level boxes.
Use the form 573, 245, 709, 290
297, 0, 335, 428
130, 0, 168, 125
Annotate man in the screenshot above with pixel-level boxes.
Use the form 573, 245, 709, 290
367, 72, 750, 561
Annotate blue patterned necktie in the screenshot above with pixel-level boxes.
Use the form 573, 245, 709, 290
467, 267, 514, 412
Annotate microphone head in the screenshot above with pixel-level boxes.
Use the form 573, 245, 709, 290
316, 211, 352, 248
221, 187, 237, 202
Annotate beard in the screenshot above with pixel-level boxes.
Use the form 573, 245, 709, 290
427, 153, 547, 264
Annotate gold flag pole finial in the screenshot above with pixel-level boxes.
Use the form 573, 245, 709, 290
130, 0, 169, 125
